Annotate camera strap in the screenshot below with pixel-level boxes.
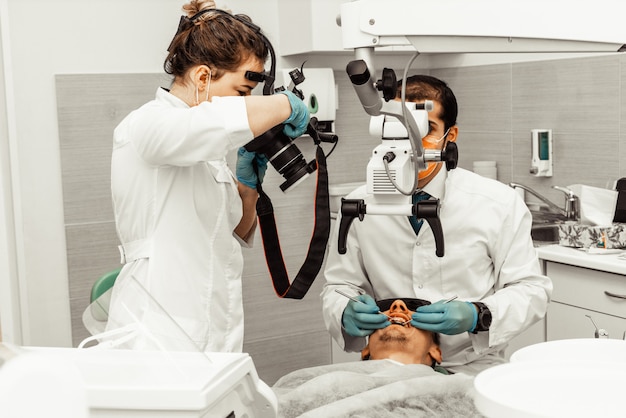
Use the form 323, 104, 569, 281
255, 145, 330, 299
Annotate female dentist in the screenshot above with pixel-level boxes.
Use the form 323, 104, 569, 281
105, 0, 309, 352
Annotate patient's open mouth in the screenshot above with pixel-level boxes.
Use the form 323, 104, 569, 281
388, 314, 411, 326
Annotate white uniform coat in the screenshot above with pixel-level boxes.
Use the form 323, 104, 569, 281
322, 167, 553, 374
106, 87, 254, 352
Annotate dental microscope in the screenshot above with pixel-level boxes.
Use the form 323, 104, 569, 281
336, 0, 625, 258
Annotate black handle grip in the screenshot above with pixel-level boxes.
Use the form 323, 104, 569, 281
338, 199, 366, 254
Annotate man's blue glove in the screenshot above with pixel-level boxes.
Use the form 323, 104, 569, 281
342, 294, 389, 337
410, 300, 478, 335
278, 90, 310, 138
236, 147, 269, 189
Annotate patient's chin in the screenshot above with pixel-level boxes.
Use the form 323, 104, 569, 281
378, 328, 409, 343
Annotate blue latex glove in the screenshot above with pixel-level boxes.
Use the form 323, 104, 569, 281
236, 147, 269, 189
342, 294, 389, 337
279, 90, 310, 138
410, 300, 478, 335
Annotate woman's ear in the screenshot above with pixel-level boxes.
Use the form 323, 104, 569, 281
196, 65, 212, 90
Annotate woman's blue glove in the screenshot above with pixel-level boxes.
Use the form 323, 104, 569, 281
236, 147, 269, 189
279, 90, 310, 138
410, 300, 478, 335
342, 294, 389, 337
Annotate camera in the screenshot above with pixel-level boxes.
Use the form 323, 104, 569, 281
244, 123, 317, 192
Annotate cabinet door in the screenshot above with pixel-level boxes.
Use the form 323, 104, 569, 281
547, 302, 626, 341
546, 262, 626, 318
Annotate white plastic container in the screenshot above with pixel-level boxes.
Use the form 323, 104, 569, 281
473, 160, 497, 180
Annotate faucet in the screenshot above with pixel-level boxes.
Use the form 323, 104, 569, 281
509, 183, 579, 221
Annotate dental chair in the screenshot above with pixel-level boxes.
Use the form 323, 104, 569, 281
83, 267, 121, 330
90, 267, 121, 303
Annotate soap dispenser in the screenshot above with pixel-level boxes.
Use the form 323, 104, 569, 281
530, 129, 553, 177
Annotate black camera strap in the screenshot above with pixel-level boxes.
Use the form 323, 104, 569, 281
255, 145, 330, 299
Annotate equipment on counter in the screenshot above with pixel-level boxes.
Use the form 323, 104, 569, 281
0, 344, 277, 418
337, 0, 626, 258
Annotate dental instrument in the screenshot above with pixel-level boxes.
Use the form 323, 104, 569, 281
443, 295, 458, 304
335, 289, 388, 317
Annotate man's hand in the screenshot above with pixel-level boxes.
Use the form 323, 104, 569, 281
411, 300, 478, 335
342, 294, 389, 337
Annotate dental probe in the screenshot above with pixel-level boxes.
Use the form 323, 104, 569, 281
334, 289, 387, 316
443, 295, 458, 304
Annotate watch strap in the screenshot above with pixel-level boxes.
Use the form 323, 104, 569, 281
471, 302, 492, 333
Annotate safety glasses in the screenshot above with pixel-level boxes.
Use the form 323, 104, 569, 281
376, 298, 431, 312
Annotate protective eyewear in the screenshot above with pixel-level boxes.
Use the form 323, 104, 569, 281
376, 298, 431, 312
423, 127, 451, 146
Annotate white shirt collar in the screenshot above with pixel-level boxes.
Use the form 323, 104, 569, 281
156, 87, 190, 109
421, 165, 448, 200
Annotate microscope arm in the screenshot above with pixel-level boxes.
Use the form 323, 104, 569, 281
338, 198, 444, 257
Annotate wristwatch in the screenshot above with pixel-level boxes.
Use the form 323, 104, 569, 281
472, 302, 492, 333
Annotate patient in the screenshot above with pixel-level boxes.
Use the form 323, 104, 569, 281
272, 299, 478, 418
361, 298, 443, 368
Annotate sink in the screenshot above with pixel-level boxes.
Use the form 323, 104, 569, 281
531, 223, 560, 246
530, 209, 565, 246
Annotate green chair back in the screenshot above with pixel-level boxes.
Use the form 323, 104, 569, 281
90, 267, 122, 303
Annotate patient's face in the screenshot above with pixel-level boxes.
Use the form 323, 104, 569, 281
362, 299, 442, 366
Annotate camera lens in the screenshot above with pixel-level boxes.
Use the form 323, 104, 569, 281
244, 125, 316, 192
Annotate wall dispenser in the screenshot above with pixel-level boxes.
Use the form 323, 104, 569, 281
280, 68, 336, 133
530, 129, 552, 177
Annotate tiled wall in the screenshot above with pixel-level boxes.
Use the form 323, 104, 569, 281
56, 52, 626, 385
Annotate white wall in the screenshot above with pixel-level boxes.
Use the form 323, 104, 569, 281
0, 0, 280, 347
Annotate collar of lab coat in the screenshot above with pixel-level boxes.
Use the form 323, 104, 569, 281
156, 87, 190, 108
421, 165, 448, 200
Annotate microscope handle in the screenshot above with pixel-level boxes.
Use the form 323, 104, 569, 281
425, 216, 445, 257
338, 199, 366, 254
415, 200, 445, 257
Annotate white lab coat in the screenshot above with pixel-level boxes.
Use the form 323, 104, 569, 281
106, 87, 255, 353
322, 167, 553, 375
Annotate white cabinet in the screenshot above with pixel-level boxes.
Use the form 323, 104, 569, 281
545, 261, 626, 340
277, 0, 346, 55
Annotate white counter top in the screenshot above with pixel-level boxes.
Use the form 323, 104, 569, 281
536, 244, 626, 276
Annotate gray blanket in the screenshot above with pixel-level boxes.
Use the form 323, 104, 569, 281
272, 360, 483, 418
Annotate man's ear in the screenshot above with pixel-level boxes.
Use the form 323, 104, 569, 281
429, 345, 443, 364
446, 125, 458, 143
